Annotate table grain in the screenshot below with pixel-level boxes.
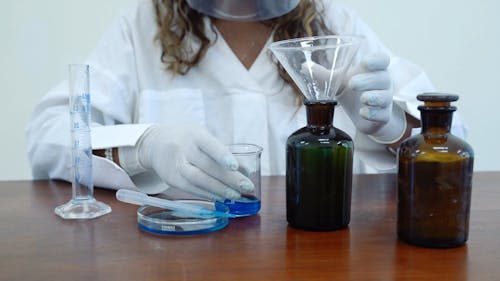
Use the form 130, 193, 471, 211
1, 172, 499, 281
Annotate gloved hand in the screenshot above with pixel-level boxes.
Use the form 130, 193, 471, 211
336, 52, 406, 143
120, 125, 254, 201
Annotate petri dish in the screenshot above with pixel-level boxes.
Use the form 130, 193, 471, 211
137, 200, 230, 236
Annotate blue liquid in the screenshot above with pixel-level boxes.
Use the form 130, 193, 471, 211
223, 195, 261, 217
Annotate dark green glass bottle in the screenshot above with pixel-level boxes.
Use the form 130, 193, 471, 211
397, 93, 474, 248
286, 101, 353, 231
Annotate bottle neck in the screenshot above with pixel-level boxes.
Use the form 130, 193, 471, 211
305, 101, 336, 135
420, 109, 454, 136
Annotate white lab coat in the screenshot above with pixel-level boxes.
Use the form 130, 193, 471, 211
26, 0, 466, 194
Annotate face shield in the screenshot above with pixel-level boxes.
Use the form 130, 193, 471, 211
186, 0, 301, 22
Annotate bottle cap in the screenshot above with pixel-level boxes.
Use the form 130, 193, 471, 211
417, 93, 459, 102
417, 93, 458, 111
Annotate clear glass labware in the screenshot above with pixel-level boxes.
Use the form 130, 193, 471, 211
268, 35, 361, 230
223, 143, 263, 217
268, 35, 361, 101
54, 64, 112, 219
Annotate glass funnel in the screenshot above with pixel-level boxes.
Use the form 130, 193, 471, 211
268, 35, 362, 101
269, 36, 361, 231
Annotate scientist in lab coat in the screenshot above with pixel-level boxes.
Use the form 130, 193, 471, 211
26, 0, 466, 201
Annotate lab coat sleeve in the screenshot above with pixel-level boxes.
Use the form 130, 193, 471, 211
26, 4, 162, 192
320, 1, 468, 173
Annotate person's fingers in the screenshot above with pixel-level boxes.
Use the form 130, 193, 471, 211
195, 130, 238, 171
360, 90, 392, 107
349, 71, 391, 92
167, 175, 225, 202
179, 161, 241, 200
359, 105, 392, 123
362, 52, 390, 72
301, 61, 331, 81
188, 151, 254, 193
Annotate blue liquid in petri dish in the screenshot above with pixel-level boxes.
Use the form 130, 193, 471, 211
223, 195, 261, 217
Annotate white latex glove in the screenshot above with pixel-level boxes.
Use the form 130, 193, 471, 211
119, 125, 254, 201
336, 53, 406, 143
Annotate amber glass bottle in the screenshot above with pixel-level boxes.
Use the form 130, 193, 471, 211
286, 101, 353, 231
397, 93, 474, 248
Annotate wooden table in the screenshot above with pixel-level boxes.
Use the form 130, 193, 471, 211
1, 172, 499, 280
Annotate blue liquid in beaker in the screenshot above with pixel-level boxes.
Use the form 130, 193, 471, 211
223, 195, 260, 217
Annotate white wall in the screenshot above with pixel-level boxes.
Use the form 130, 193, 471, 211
2, 0, 499, 180
338, 0, 500, 172
1, 0, 138, 180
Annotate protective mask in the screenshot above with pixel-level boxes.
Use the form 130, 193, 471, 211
186, 0, 300, 21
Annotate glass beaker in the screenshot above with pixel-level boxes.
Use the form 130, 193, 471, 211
223, 143, 263, 217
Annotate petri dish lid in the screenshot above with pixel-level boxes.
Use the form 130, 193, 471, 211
137, 199, 230, 236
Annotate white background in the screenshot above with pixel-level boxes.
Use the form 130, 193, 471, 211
1, 0, 499, 180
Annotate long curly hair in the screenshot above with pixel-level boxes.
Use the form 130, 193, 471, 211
152, 0, 332, 100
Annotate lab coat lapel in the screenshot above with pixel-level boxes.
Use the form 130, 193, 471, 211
198, 19, 273, 173
249, 35, 289, 95
201, 21, 264, 90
